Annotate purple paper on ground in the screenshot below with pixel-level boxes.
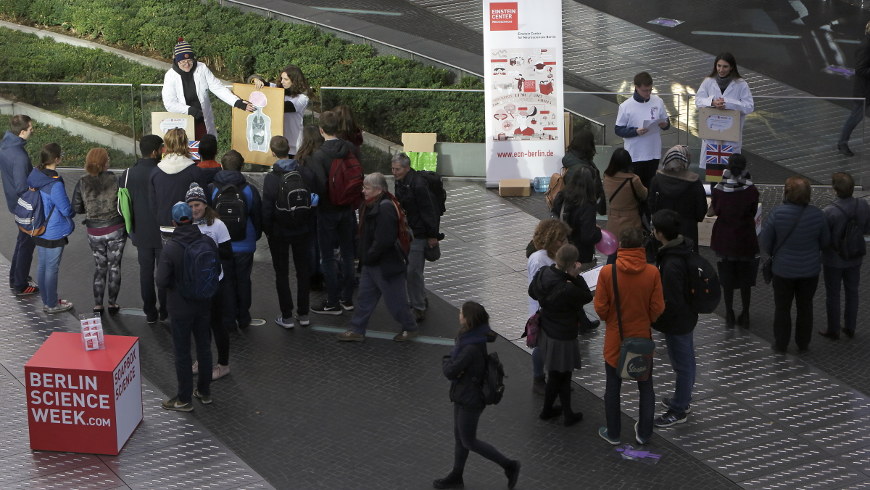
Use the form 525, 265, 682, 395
616, 444, 662, 463
648, 17, 683, 28
824, 65, 854, 78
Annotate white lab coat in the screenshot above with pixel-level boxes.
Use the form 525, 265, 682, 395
695, 76, 754, 165
162, 63, 240, 136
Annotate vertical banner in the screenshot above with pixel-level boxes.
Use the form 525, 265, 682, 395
484, 0, 564, 186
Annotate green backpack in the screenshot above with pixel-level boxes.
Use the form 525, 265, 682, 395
117, 170, 133, 234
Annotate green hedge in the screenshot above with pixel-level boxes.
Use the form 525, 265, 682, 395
0, 0, 485, 143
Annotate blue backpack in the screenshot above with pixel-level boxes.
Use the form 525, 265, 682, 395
179, 234, 221, 300
14, 184, 54, 236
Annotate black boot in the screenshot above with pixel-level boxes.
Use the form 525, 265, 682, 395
737, 310, 750, 328
433, 473, 464, 489
725, 309, 736, 328
505, 460, 521, 489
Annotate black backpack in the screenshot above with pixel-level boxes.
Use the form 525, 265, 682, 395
275, 169, 311, 227
416, 170, 447, 216
833, 202, 866, 260
179, 234, 221, 300
481, 351, 506, 405
213, 184, 248, 241
682, 252, 721, 314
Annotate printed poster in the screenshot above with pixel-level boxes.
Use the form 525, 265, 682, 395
231, 84, 285, 166
484, 0, 564, 185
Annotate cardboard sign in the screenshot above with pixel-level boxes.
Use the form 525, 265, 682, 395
698, 107, 741, 143
151, 112, 195, 138
231, 84, 285, 166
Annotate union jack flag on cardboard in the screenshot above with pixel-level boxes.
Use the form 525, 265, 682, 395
703, 143, 733, 167
188, 140, 200, 161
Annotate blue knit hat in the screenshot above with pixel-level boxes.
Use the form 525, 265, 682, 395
173, 37, 195, 63
171, 202, 192, 224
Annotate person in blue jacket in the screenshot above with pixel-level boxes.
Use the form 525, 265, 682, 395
208, 150, 261, 330
27, 143, 75, 313
0, 115, 39, 296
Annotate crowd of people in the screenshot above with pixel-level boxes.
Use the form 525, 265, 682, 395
1, 40, 868, 487
523, 52, 866, 446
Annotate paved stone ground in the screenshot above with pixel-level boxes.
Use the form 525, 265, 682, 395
0, 170, 736, 488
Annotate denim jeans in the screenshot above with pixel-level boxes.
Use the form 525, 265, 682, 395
317, 209, 355, 305
664, 332, 695, 414
36, 245, 64, 308
349, 266, 417, 334
823, 265, 860, 334
171, 301, 212, 403
604, 362, 654, 442
11, 227, 35, 290
268, 233, 311, 318
406, 238, 427, 310
137, 246, 167, 318
221, 252, 253, 327
772, 274, 819, 351
839, 99, 868, 145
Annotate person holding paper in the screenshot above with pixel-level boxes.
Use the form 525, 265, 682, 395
695, 53, 754, 180
614, 72, 671, 189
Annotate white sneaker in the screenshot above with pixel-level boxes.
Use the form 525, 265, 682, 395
275, 315, 295, 329
296, 314, 310, 326
212, 364, 230, 380
45, 299, 73, 314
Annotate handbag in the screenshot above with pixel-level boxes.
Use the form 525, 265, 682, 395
629, 178, 651, 232
117, 170, 133, 234
521, 311, 540, 348
763, 207, 804, 284
612, 263, 654, 381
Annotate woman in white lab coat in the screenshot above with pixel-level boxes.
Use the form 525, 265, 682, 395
695, 52, 754, 173
162, 38, 252, 139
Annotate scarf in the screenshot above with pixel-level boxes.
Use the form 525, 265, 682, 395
451, 323, 492, 358
714, 169, 753, 192
715, 75, 732, 94
174, 61, 204, 121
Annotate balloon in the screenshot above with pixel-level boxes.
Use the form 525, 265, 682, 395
595, 229, 618, 256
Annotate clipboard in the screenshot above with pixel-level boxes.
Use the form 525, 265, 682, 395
698, 107, 741, 142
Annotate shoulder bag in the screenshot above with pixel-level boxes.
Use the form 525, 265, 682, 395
612, 264, 655, 381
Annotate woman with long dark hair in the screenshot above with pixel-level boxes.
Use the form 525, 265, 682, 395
251, 65, 311, 156
28, 143, 76, 313
602, 148, 647, 263
435, 301, 520, 489
695, 52, 754, 171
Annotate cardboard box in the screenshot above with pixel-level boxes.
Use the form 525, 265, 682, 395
401, 133, 437, 153
499, 179, 531, 197
698, 107, 741, 143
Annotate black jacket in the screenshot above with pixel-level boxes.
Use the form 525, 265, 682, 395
561, 150, 606, 215
123, 158, 161, 248
395, 168, 439, 239
155, 223, 211, 311
652, 236, 699, 335
149, 154, 206, 228
262, 158, 316, 238
648, 171, 708, 251
358, 193, 406, 277
308, 138, 357, 213
442, 324, 492, 409
528, 264, 593, 340
562, 200, 601, 263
